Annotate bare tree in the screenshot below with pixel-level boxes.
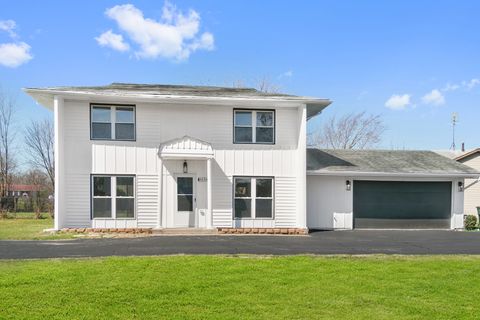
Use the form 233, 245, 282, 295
24, 119, 55, 189
0, 90, 16, 198
310, 112, 386, 149
230, 76, 281, 93
255, 76, 280, 93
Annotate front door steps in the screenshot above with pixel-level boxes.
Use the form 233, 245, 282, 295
218, 228, 308, 235
153, 228, 217, 235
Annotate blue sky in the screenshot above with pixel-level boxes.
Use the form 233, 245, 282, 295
1, 0, 479, 151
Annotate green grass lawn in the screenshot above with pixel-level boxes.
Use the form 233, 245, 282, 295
0, 216, 74, 240
0, 255, 479, 319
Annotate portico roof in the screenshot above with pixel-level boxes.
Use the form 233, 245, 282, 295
159, 135, 214, 159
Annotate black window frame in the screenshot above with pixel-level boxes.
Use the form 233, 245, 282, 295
90, 175, 136, 219
90, 103, 136, 141
233, 109, 276, 144
233, 176, 274, 220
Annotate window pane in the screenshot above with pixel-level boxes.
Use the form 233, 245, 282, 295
92, 123, 112, 139
235, 199, 251, 218
116, 198, 134, 218
235, 111, 252, 126
116, 108, 134, 123
115, 123, 135, 140
256, 128, 274, 143
235, 178, 251, 197
92, 107, 111, 122
234, 127, 253, 143
93, 198, 112, 218
257, 112, 273, 126
93, 177, 111, 196
177, 177, 193, 195
117, 177, 134, 197
256, 179, 272, 197
256, 199, 273, 218
177, 195, 193, 211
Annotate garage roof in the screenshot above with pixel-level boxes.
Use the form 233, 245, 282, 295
307, 148, 480, 178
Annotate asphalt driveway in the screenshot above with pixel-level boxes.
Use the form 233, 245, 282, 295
1, 230, 480, 259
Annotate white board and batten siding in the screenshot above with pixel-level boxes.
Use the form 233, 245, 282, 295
59, 99, 304, 229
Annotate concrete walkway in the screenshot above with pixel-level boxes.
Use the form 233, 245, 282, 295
2, 230, 480, 259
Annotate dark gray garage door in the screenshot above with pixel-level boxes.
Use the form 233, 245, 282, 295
353, 181, 452, 229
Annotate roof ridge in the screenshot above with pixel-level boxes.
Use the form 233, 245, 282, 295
109, 82, 258, 92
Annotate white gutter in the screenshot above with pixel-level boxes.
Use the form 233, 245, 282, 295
23, 88, 331, 109
307, 170, 480, 179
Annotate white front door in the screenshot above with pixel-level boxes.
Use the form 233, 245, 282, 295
175, 175, 196, 227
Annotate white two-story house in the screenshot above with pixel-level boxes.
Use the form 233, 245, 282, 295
25, 83, 478, 232
25, 83, 331, 233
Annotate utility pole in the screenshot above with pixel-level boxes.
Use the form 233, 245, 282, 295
450, 112, 458, 151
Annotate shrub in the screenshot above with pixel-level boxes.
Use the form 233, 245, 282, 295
464, 215, 478, 230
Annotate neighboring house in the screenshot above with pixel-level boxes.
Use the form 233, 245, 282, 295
455, 149, 480, 216
9, 184, 43, 198
24, 83, 479, 232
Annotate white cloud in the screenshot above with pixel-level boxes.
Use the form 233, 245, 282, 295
0, 20, 17, 38
466, 78, 480, 90
278, 70, 293, 79
442, 78, 480, 92
422, 89, 445, 106
357, 90, 368, 100
443, 83, 460, 92
99, 2, 214, 61
0, 20, 32, 67
95, 30, 130, 52
385, 94, 411, 110
0, 42, 32, 68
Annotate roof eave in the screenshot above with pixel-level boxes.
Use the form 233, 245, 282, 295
455, 148, 480, 161
306, 100, 333, 120
23, 88, 331, 110
307, 170, 480, 179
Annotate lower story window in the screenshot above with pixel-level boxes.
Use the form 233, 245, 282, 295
234, 177, 273, 219
92, 175, 135, 219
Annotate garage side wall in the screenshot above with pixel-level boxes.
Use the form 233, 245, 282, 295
307, 176, 352, 229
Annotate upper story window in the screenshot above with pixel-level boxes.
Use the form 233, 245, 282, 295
91, 104, 135, 140
234, 109, 275, 144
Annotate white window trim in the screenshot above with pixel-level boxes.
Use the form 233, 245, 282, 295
91, 105, 136, 141
92, 175, 136, 220
233, 177, 274, 219
233, 110, 275, 144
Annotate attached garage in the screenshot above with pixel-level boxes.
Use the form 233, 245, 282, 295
353, 181, 451, 229
307, 149, 480, 230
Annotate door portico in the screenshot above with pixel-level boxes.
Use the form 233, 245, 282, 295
158, 136, 214, 229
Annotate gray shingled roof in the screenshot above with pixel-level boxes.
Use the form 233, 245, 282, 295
307, 148, 480, 177
28, 83, 300, 98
